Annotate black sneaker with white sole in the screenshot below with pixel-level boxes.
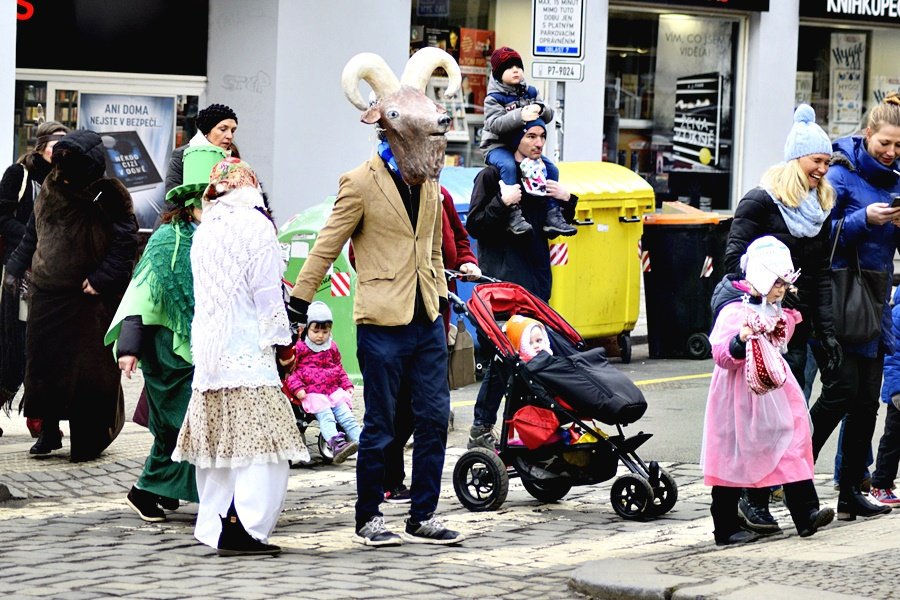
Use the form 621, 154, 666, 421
354, 516, 403, 547
401, 516, 465, 545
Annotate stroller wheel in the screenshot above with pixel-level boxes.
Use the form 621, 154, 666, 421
317, 433, 334, 464
646, 466, 678, 517
520, 477, 572, 503
610, 473, 653, 520
453, 448, 509, 511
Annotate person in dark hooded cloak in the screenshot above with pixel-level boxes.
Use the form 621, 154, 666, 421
4, 129, 138, 462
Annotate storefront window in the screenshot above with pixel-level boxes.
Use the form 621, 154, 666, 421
410, 0, 494, 168
606, 9, 741, 210
13, 80, 46, 161
797, 24, 900, 141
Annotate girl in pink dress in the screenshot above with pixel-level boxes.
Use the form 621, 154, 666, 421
701, 236, 834, 545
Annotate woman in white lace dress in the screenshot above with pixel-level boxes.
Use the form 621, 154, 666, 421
173, 158, 308, 556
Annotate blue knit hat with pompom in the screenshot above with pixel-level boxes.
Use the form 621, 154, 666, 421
783, 104, 832, 161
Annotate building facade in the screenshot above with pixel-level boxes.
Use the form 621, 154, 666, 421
5, 1, 900, 222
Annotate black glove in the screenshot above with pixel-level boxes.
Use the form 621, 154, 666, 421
822, 335, 843, 373
287, 296, 309, 327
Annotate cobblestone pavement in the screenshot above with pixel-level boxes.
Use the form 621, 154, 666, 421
2, 372, 899, 599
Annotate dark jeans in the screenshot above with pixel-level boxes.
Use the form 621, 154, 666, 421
354, 319, 450, 529
383, 379, 413, 491
809, 348, 883, 489
872, 401, 900, 490
472, 355, 506, 428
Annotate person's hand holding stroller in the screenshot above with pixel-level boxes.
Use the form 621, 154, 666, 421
458, 262, 481, 281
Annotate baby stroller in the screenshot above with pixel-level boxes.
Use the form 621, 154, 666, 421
450, 279, 677, 520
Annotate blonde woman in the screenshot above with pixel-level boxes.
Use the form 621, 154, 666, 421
722, 104, 841, 535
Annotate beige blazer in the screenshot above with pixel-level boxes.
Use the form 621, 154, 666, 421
291, 158, 448, 326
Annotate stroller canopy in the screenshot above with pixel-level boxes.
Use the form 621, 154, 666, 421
466, 282, 584, 360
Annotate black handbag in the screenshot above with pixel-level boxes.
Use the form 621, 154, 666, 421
829, 218, 887, 345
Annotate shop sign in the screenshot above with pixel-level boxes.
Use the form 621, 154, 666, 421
625, 0, 768, 11
533, 0, 585, 58
532, 61, 584, 81
802, 0, 900, 24
16, 0, 34, 20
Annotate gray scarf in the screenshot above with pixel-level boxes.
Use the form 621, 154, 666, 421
768, 188, 829, 239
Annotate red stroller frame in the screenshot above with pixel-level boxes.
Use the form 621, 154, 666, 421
450, 280, 677, 519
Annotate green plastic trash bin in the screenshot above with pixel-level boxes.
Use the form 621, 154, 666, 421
279, 198, 361, 384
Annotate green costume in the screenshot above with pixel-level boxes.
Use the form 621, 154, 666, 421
106, 220, 199, 502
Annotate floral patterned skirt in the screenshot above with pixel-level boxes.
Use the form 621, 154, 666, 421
173, 385, 309, 469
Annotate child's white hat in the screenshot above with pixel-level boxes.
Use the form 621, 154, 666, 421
307, 301, 333, 324
740, 236, 799, 295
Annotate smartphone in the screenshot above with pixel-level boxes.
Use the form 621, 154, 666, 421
892, 195, 900, 208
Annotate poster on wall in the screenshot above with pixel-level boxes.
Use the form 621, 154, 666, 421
829, 33, 865, 138
872, 75, 900, 106
653, 15, 733, 170
79, 93, 174, 231
459, 28, 495, 113
796, 71, 814, 106
672, 72, 722, 168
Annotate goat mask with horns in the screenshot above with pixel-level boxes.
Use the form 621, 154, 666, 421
341, 47, 462, 186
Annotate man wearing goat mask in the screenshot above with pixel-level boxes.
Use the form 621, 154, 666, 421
290, 48, 465, 548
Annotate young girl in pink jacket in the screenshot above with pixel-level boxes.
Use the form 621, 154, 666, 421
701, 236, 834, 545
284, 301, 361, 464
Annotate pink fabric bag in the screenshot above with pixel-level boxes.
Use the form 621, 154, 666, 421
744, 309, 788, 395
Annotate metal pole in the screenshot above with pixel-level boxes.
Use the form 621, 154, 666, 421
554, 80, 565, 162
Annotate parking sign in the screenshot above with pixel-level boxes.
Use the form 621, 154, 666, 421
532, 0, 585, 59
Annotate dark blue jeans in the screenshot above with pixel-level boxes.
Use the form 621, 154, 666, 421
355, 319, 450, 529
872, 401, 900, 490
473, 353, 506, 428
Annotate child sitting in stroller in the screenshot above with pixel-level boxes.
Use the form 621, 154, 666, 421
284, 301, 361, 464
503, 314, 552, 362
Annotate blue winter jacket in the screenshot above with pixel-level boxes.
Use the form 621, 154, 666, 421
881, 286, 900, 405
827, 135, 900, 357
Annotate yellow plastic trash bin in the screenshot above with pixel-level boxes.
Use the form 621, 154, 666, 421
279, 197, 361, 384
548, 162, 655, 363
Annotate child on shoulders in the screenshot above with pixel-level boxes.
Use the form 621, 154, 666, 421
481, 46, 575, 238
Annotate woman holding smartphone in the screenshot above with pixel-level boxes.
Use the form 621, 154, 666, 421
808, 93, 900, 522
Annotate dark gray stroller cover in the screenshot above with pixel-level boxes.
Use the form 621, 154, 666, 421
523, 347, 647, 425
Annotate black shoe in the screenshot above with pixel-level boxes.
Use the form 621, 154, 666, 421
401, 516, 465, 545
383, 485, 412, 505
738, 494, 782, 534
354, 516, 403, 547
715, 529, 761, 546
126, 486, 166, 523
156, 495, 180, 511
837, 487, 893, 521
217, 513, 282, 556
29, 430, 62, 455
798, 507, 834, 538
542, 206, 576, 237
507, 206, 533, 235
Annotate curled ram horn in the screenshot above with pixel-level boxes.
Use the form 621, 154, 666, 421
341, 52, 401, 110
400, 47, 462, 99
